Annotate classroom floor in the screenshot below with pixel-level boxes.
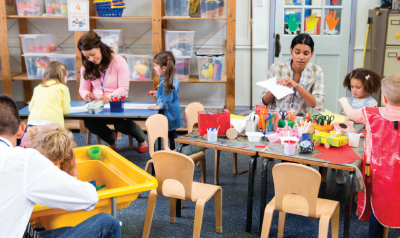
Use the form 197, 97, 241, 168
72, 132, 400, 238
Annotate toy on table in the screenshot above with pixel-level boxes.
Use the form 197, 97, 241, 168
131, 58, 151, 81
312, 131, 349, 149
332, 122, 355, 133
87, 100, 104, 114
258, 108, 278, 134
278, 110, 296, 128
299, 133, 315, 153
198, 109, 230, 136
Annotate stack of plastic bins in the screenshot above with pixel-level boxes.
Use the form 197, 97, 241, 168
175, 56, 191, 81
200, 0, 226, 18
125, 55, 153, 81
16, 0, 44, 16
23, 53, 50, 79
44, 0, 68, 15
20, 34, 57, 53
164, 0, 190, 17
93, 29, 124, 54
49, 53, 77, 81
195, 50, 225, 81
29, 145, 158, 230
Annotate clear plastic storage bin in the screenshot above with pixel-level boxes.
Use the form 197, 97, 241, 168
200, 0, 225, 18
164, 0, 190, 17
20, 34, 57, 53
49, 53, 77, 81
23, 53, 50, 79
44, 0, 68, 15
16, 0, 44, 16
93, 29, 124, 54
175, 56, 191, 81
126, 55, 152, 81
164, 29, 195, 57
196, 50, 225, 81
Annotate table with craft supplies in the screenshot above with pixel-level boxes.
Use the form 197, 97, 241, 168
19, 101, 158, 120
258, 124, 364, 238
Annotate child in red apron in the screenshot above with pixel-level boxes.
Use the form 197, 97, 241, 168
339, 73, 400, 238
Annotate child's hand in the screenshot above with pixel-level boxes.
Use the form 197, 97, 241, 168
338, 97, 348, 105
85, 93, 94, 102
148, 91, 157, 97
148, 105, 161, 110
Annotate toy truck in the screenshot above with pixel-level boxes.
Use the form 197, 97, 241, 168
312, 131, 349, 149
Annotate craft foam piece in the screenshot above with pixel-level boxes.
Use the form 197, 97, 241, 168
314, 145, 360, 164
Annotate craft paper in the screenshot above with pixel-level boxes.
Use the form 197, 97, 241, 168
256, 77, 294, 100
231, 119, 247, 133
69, 105, 89, 113
314, 145, 360, 164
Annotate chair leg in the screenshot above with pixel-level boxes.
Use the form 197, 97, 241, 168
331, 205, 340, 238
233, 153, 238, 174
193, 200, 206, 238
214, 150, 221, 185
260, 206, 274, 238
214, 189, 223, 233
169, 197, 176, 223
181, 200, 184, 208
142, 190, 158, 238
96, 135, 101, 145
200, 154, 206, 184
129, 136, 134, 150
318, 216, 330, 238
383, 227, 389, 238
277, 211, 286, 238
145, 160, 153, 174
321, 167, 328, 183
117, 132, 122, 140
86, 130, 91, 144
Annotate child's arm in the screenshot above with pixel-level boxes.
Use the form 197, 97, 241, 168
338, 97, 354, 119
338, 97, 367, 124
62, 86, 71, 115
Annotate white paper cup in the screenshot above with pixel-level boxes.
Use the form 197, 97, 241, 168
207, 128, 218, 142
348, 133, 361, 147
284, 141, 296, 156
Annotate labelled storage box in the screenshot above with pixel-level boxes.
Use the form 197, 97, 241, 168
49, 53, 77, 81
126, 55, 152, 81
44, 0, 68, 15
23, 53, 50, 79
200, 0, 225, 18
16, 0, 44, 16
196, 50, 225, 81
164, 29, 195, 57
175, 56, 191, 81
93, 29, 124, 54
164, 0, 190, 17
20, 34, 57, 53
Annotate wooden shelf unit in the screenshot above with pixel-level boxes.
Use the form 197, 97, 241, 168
0, 0, 236, 113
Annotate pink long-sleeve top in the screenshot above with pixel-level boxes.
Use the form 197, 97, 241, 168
351, 104, 400, 164
79, 54, 129, 99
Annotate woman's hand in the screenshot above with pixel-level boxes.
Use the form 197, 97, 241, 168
148, 90, 157, 97
148, 105, 161, 110
85, 93, 94, 102
277, 77, 299, 89
98, 96, 109, 104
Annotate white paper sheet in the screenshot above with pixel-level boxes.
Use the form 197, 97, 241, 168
104, 103, 157, 109
69, 105, 88, 113
256, 77, 294, 100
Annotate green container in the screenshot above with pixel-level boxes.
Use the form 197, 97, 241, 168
278, 119, 295, 128
88, 146, 101, 160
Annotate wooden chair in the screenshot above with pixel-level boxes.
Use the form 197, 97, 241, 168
142, 151, 222, 238
86, 125, 134, 149
144, 114, 206, 183
185, 102, 238, 185
261, 163, 340, 238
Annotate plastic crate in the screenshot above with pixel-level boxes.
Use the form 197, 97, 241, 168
126, 54, 153, 81
44, 0, 68, 15
200, 0, 225, 18
23, 53, 50, 79
195, 50, 225, 81
164, 0, 190, 17
163, 29, 195, 57
93, 29, 123, 53
49, 53, 77, 81
20, 34, 57, 53
175, 56, 191, 81
16, 0, 43, 16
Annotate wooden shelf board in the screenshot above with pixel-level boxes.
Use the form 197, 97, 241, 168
180, 75, 227, 83
91, 16, 152, 20
162, 17, 227, 20
7, 15, 152, 20
129, 80, 153, 83
0, 72, 24, 80
7, 15, 68, 19
11, 73, 77, 82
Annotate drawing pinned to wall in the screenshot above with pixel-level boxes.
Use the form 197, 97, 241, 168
305, 12, 321, 35
284, 9, 301, 35
285, 0, 302, 5
324, 10, 341, 35
325, 0, 341, 6
393, 0, 400, 10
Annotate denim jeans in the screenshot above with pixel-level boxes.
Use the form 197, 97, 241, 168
369, 210, 384, 238
39, 213, 121, 238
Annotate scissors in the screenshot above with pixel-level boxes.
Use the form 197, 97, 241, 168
286, 111, 297, 121
325, 115, 335, 125
279, 111, 287, 120
312, 114, 322, 123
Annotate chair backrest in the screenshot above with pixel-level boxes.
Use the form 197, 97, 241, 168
272, 163, 321, 218
152, 151, 195, 201
145, 114, 171, 157
185, 102, 204, 133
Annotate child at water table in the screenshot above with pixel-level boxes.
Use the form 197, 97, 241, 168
338, 74, 400, 238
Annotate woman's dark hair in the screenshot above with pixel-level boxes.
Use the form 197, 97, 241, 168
77, 32, 113, 81
343, 68, 382, 95
290, 33, 314, 52
154, 51, 175, 95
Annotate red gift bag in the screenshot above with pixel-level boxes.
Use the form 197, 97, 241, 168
198, 109, 231, 136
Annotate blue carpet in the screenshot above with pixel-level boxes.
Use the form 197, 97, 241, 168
73, 132, 399, 238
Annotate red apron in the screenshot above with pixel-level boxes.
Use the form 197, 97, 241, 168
358, 107, 400, 227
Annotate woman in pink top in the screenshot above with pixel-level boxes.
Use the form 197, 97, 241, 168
77, 33, 148, 152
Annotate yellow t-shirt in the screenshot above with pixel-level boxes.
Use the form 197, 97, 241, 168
28, 80, 71, 127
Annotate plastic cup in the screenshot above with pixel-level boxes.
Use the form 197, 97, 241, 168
207, 128, 218, 142
348, 133, 361, 147
284, 140, 296, 156
88, 146, 101, 160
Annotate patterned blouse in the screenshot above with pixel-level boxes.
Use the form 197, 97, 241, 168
259, 60, 325, 116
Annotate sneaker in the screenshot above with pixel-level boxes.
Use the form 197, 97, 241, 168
336, 170, 347, 184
